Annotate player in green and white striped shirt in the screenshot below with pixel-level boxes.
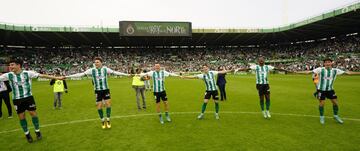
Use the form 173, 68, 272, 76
66, 57, 130, 129
236, 57, 289, 119
141, 64, 179, 124
182, 65, 233, 120
0, 59, 64, 143
297, 58, 360, 124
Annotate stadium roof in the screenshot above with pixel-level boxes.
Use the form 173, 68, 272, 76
1, 2, 360, 47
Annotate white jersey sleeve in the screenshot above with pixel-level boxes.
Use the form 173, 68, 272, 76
83, 69, 93, 75
267, 65, 275, 71
106, 67, 114, 74
210, 71, 219, 76
335, 68, 345, 75
250, 65, 257, 70
27, 71, 40, 79
0, 73, 9, 81
106, 67, 129, 76
312, 67, 322, 74
140, 71, 153, 77
66, 69, 92, 78
163, 71, 179, 77
196, 74, 204, 79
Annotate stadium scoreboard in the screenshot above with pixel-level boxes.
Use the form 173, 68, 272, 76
119, 21, 192, 37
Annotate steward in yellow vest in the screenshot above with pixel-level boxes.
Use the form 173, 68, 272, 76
132, 68, 146, 110
50, 73, 68, 109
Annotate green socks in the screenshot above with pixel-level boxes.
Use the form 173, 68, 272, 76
319, 106, 324, 116
201, 103, 208, 113
333, 105, 339, 115
97, 109, 104, 119
106, 107, 111, 118
265, 100, 270, 110
97, 107, 110, 119
20, 117, 40, 134
319, 105, 338, 116
20, 119, 28, 133
201, 103, 219, 113
260, 100, 265, 111
215, 102, 219, 113
31, 116, 40, 130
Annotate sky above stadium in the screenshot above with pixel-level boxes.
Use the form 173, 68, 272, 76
0, 0, 358, 28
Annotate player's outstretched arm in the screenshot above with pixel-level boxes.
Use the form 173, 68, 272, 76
218, 69, 235, 74
345, 71, 360, 75
113, 71, 131, 76
65, 73, 86, 79
140, 71, 153, 77
65, 69, 92, 79
274, 68, 291, 73
180, 75, 198, 79
105, 67, 131, 77
234, 68, 251, 73
167, 71, 180, 77
295, 71, 312, 74
39, 74, 65, 80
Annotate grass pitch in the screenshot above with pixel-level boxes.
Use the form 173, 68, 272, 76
0, 74, 359, 150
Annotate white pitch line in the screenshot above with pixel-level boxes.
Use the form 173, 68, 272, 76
1, 111, 359, 134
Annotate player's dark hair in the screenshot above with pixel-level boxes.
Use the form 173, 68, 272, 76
9, 58, 23, 67
323, 58, 333, 62
94, 57, 103, 62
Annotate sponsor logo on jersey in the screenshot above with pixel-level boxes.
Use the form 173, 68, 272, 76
324, 77, 333, 80
258, 71, 267, 74
14, 81, 26, 86
96, 76, 106, 79
206, 78, 214, 81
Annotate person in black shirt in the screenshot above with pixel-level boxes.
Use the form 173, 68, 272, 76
216, 66, 227, 101
0, 78, 12, 118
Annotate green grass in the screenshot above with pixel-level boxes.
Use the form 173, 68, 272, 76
0, 74, 360, 151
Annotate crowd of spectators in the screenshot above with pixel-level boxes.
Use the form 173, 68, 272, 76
1, 35, 359, 74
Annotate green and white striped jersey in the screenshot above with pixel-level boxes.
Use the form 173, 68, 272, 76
250, 65, 274, 84
66, 66, 128, 91
142, 70, 178, 93
196, 71, 218, 91
312, 67, 345, 91
0, 71, 39, 100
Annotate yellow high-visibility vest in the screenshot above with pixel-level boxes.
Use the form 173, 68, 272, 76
53, 80, 65, 92
132, 75, 145, 86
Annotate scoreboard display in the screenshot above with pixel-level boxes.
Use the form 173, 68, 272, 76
119, 21, 192, 37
